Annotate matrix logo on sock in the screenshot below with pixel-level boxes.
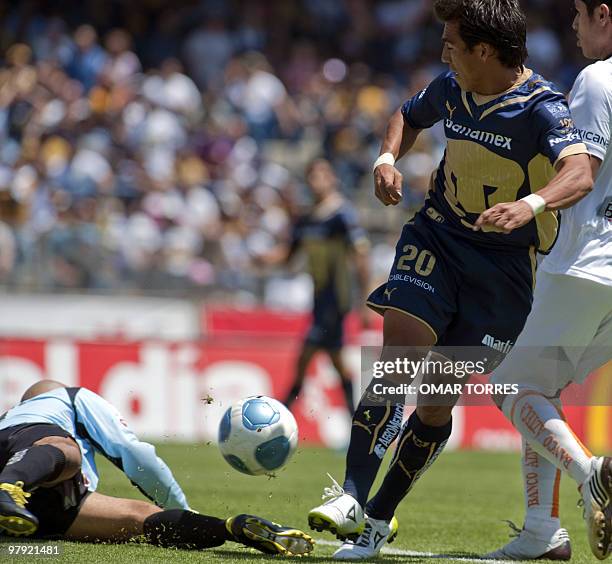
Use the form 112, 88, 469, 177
373, 406, 404, 460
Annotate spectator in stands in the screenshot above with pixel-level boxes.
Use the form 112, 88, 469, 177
0, 0, 583, 301
66, 25, 107, 92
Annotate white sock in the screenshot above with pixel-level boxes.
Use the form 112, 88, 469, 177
522, 438, 561, 536
503, 391, 593, 486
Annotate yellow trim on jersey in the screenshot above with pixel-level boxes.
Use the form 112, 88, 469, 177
471, 68, 534, 106
479, 86, 553, 121
461, 90, 473, 118
553, 143, 589, 168
365, 302, 439, 342
535, 211, 559, 253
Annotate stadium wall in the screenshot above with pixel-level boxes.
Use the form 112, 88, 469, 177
0, 297, 609, 452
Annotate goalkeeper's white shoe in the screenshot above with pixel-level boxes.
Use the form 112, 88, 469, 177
484, 522, 571, 560
333, 515, 399, 560
308, 474, 365, 541
580, 456, 612, 560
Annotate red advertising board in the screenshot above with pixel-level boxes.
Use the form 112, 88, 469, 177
0, 307, 610, 450
0, 337, 355, 446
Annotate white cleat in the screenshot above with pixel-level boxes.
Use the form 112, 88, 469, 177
484, 522, 571, 560
333, 516, 394, 560
308, 474, 364, 541
580, 456, 612, 560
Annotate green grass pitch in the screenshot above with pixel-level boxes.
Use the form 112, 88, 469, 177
1, 444, 597, 562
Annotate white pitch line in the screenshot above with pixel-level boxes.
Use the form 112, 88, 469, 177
314, 538, 518, 563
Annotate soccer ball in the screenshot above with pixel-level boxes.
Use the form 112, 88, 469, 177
218, 395, 298, 476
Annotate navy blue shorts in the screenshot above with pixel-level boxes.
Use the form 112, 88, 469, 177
368, 211, 535, 349
0, 423, 90, 538
304, 297, 346, 351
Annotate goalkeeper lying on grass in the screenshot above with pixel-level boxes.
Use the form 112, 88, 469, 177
0, 380, 313, 557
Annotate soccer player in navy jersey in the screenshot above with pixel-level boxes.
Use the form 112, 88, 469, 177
308, 0, 594, 559
262, 158, 371, 415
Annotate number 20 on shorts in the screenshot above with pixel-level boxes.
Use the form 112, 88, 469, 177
397, 245, 437, 276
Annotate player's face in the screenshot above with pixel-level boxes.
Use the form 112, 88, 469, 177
574, 0, 595, 57
441, 22, 483, 91
573, 0, 609, 59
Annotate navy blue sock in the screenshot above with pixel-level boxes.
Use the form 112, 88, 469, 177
0, 445, 66, 490
366, 411, 452, 521
144, 510, 231, 549
343, 398, 404, 507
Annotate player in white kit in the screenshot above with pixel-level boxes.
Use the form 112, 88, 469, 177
476, 1, 612, 560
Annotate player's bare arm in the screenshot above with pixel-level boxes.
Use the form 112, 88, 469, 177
474, 153, 593, 233
374, 108, 421, 206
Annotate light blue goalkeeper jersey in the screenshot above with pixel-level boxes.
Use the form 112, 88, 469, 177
0, 387, 189, 510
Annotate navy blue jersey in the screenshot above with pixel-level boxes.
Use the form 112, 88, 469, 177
291, 198, 369, 316
402, 70, 588, 252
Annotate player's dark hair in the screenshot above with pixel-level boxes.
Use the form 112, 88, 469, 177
434, 0, 528, 68
582, 1, 612, 16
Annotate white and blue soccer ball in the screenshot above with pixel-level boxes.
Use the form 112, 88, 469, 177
218, 395, 298, 476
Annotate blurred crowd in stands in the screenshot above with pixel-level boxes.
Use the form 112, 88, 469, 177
0, 0, 584, 305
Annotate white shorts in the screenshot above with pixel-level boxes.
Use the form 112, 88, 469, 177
490, 271, 612, 396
